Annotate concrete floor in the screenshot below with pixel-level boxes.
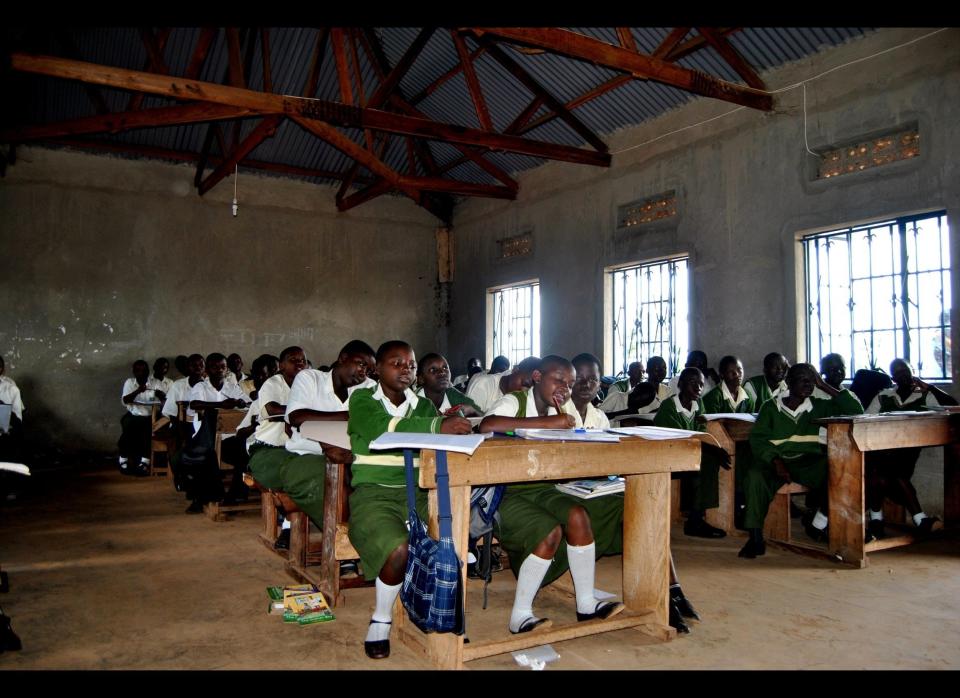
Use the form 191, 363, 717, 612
1, 464, 959, 670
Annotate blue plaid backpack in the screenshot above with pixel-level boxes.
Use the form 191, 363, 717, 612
400, 449, 464, 635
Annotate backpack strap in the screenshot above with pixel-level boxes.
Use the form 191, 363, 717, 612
403, 448, 453, 541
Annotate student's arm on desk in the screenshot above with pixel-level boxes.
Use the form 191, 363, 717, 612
287, 408, 348, 426
479, 414, 575, 433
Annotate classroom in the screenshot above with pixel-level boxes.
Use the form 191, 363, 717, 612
0, 26, 958, 671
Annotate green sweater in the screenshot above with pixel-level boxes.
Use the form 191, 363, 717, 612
744, 375, 786, 410
749, 390, 863, 465
348, 387, 444, 487
701, 384, 755, 414
653, 395, 706, 432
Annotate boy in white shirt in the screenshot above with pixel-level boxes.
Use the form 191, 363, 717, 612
118, 359, 164, 476
0, 355, 25, 465
151, 357, 174, 400
465, 356, 540, 414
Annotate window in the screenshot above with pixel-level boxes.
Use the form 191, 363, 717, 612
488, 281, 540, 368
608, 257, 689, 377
803, 211, 951, 380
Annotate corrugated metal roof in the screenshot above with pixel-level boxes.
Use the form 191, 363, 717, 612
11, 27, 874, 202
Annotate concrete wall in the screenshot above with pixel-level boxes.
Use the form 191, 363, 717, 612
446, 28, 960, 516
0, 148, 442, 452
447, 28, 960, 378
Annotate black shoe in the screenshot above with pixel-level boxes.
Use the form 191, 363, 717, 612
576, 601, 624, 622
0, 613, 22, 652
133, 463, 150, 477
917, 516, 943, 535
738, 538, 766, 558
866, 519, 885, 543
802, 519, 829, 544
670, 588, 701, 622
0, 571, 9, 594
510, 616, 552, 634
118, 461, 132, 476
274, 529, 291, 551
683, 518, 726, 539
364, 620, 391, 659
669, 600, 690, 634
185, 500, 204, 514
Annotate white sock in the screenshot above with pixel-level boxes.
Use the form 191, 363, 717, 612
366, 578, 400, 643
913, 512, 928, 526
140, 457, 150, 465
118, 456, 128, 466
509, 554, 552, 633
869, 509, 884, 521
812, 510, 829, 530
280, 517, 291, 531
567, 542, 600, 614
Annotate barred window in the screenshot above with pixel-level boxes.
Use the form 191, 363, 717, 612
803, 211, 951, 380
489, 281, 540, 369
609, 257, 689, 377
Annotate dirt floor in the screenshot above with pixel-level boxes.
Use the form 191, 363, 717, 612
1, 463, 959, 670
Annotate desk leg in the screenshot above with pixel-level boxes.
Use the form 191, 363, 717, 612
944, 440, 960, 526
421, 485, 470, 670
623, 472, 669, 626
827, 423, 866, 568
704, 423, 736, 534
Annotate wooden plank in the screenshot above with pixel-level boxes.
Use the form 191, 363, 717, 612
666, 28, 740, 62
473, 28, 773, 111
518, 77, 630, 135
864, 533, 921, 552
653, 27, 690, 59
197, 116, 280, 195
616, 28, 638, 52
11, 53, 610, 167
462, 610, 659, 662
451, 30, 493, 132
698, 27, 766, 90
301, 28, 329, 98
336, 179, 395, 212
851, 417, 952, 451
826, 422, 866, 566
127, 27, 171, 112
184, 28, 217, 80
260, 29, 273, 93
365, 28, 435, 108
623, 473, 669, 625
330, 28, 354, 105
418, 437, 701, 488
225, 27, 245, 88
409, 45, 486, 106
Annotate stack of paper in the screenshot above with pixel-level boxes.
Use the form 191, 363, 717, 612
555, 478, 625, 499
700, 413, 757, 422
606, 425, 702, 439
368, 431, 489, 455
513, 429, 620, 443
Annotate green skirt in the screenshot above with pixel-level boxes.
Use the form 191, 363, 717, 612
497, 483, 624, 587
277, 453, 329, 529
247, 444, 295, 490
348, 484, 428, 582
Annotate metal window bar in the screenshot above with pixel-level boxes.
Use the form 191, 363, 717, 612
491, 283, 540, 368
802, 211, 950, 380
611, 257, 688, 377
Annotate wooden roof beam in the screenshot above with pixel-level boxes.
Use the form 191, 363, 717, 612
409, 46, 486, 106
451, 31, 493, 132
198, 116, 280, 195
127, 27, 171, 112
652, 27, 690, 59
471, 28, 772, 111
697, 27, 765, 90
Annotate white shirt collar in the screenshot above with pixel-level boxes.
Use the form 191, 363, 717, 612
721, 381, 749, 407
416, 387, 451, 412
775, 394, 813, 419
879, 386, 923, 406
373, 382, 420, 416
672, 394, 699, 419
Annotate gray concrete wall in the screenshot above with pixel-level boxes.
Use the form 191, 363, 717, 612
447, 28, 960, 515
0, 148, 442, 452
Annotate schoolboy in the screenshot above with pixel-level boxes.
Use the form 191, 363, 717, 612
347, 340, 472, 659
118, 359, 164, 476
701, 356, 754, 414
740, 363, 863, 558
863, 358, 956, 540
0, 355, 25, 463
452, 357, 483, 392
151, 357, 174, 401
416, 353, 482, 417
655, 367, 730, 538
479, 355, 624, 635
744, 352, 790, 408
279, 340, 377, 530
465, 354, 510, 394
466, 356, 541, 413
162, 354, 205, 420
187, 353, 249, 429
225, 353, 247, 386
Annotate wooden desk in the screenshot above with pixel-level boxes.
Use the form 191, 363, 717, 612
702, 418, 754, 535
401, 434, 702, 670
816, 412, 960, 568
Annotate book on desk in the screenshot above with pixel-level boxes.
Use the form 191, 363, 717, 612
555, 477, 625, 499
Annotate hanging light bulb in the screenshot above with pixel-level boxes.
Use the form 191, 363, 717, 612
232, 164, 239, 217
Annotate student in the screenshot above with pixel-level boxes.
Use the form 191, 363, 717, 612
238, 353, 275, 400
740, 363, 863, 558
466, 355, 510, 394
667, 351, 719, 396
183, 353, 249, 512
744, 352, 790, 409
416, 353, 482, 417
655, 367, 730, 538
220, 354, 279, 503
162, 353, 205, 489
466, 356, 540, 414
118, 359, 161, 476
246, 346, 308, 548
151, 358, 174, 401
452, 357, 483, 392
567, 353, 700, 634
863, 359, 956, 540
347, 340, 472, 659
173, 355, 190, 379
0, 355, 26, 465
598, 361, 643, 412
280, 340, 377, 530
220, 353, 241, 386
480, 355, 625, 635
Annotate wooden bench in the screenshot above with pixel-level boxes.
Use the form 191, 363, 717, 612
762, 482, 811, 552
202, 409, 260, 522
149, 404, 174, 477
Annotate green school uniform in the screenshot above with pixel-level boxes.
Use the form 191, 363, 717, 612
248, 443, 296, 490
653, 395, 723, 511
743, 390, 863, 529
701, 384, 755, 492
494, 389, 624, 587
347, 385, 443, 581
744, 375, 788, 410
416, 386, 482, 414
